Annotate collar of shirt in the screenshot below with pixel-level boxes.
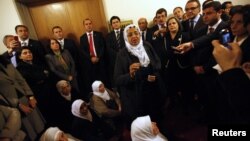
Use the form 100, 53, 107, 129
234, 35, 249, 46
208, 19, 222, 33
190, 14, 201, 26
58, 39, 64, 44
20, 39, 29, 45
158, 23, 166, 29
87, 31, 94, 36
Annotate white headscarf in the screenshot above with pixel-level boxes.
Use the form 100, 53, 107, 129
56, 80, 72, 101
39, 127, 62, 141
40, 127, 78, 141
124, 24, 150, 67
131, 115, 168, 141
71, 99, 92, 122
92, 80, 110, 101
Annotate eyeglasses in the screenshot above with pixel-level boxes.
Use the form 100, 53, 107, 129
185, 6, 198, 11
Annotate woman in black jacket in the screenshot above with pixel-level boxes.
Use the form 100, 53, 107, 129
114, 24, 166, 126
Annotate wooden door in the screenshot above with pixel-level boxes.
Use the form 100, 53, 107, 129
28, 0, 108, 46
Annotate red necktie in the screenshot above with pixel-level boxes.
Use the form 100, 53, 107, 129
88, 33, 95, 57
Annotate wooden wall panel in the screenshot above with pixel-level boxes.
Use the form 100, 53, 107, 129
28, 0, 108, 46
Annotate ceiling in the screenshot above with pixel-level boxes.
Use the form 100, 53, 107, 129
16, 0, 66, 6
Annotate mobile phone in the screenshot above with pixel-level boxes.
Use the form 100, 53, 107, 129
14, 36, 19, 42
219, 29, 231, 48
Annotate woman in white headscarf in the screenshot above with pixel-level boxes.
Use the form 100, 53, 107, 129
131, 115, 168, 141
71, 99, 115, 141
39, 127, 80, 141
90, 80, 121, 117
114, 24, 166, 126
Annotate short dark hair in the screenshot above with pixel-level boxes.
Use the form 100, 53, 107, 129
110, 16, 120, 24
155, 8, 167, 17
15, 46, 31, 63
243, 4, 250, 26
15, 25, 28, 33
46, 38, 63, 55
52, 26, 62, 32
202, 1, 221, 12
186, 0, 201, 9
229, 5, 243, 17
221, 1, 232, 10
173, 7, 183, 13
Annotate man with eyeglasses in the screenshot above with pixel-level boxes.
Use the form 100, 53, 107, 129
182, 0, 206, 39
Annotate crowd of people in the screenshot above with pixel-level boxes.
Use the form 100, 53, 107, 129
1, 0, 250, 141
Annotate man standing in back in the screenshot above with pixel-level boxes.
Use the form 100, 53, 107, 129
106, 16, 125, 89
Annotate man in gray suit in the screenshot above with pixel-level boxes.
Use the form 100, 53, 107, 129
0, 55, 45, 141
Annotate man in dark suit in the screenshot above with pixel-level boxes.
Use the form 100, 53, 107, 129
80, 18, 107, 94
149, 8, 168, 66
177, 1, 230, 119
149, 8, 169, 91
15, 25, 46, 67
106, 16, 125, 88
137, 18, 152, 42
182, 0, 206, 39
52, 26, 80, 64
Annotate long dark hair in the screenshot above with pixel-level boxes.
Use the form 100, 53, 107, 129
46, 38, 63, 55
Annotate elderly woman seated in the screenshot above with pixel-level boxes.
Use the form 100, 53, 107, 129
90, 80, 121, 117
39, 127, 80, 141
131, 115, 168, 141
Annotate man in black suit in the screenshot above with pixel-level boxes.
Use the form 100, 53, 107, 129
137, 18, 152, 43
15, 25, 46, 67
177, 1, 230, 118
52, 26, 79, 64
106, 16, 125, 88
149, 8, 169, 91
182, 0, 206, 39
80, 18, 107, 94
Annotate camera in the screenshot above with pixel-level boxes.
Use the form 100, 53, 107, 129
219, 29, 231, 47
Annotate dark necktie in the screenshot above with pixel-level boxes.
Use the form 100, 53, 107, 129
190, 20, 194, 31
142, 31, 145, 41
208, 27, 215, 34
88, 33, 95, 57
116, 31, 121, 48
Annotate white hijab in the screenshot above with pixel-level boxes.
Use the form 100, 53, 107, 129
131, 115, 168, 141
56, 80, 72, 101
71, 99, 92, 122
40, 127, 78, 141
124, 24, 150, 67
92, 80, 110, 101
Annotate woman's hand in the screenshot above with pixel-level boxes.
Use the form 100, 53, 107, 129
147, 75, 156, 82
129, 63, 140, 78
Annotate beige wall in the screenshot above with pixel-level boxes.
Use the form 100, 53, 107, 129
1, 0, 249, 54
0, 0, 22, 54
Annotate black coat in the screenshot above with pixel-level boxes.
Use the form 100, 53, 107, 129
79, 31, 107, 92
114, 42, 166, 120
71, 109, 113, 141
216, 68, 250, 124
